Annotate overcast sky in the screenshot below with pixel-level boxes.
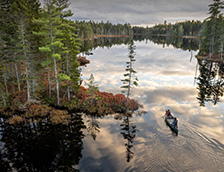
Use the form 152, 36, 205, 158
68, 0, 212, 26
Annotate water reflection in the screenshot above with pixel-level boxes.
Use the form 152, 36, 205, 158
0, 114, 85, 172
80, 36, 200, 56
86, 115, 101, 141
196, 58, 224, 106
120, 115, 137, 162
80, 37, 132, 55
134, 35, 200, 51
79, 38, 224, 171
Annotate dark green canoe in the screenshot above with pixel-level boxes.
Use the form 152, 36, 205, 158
165, 117, 178, 133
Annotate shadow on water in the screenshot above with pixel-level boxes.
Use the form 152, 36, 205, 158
0, 114, 85, 172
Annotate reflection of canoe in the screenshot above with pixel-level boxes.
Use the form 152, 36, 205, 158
165, 117, 178, 133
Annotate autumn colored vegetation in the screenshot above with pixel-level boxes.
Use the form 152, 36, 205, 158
0, 85, 141, 125
77, 56, 90, 66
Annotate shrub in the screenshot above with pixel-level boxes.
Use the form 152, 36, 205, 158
8, 116, 23, 125
49, 110, 71, 124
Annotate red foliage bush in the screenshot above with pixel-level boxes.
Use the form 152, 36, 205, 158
49, 109, 70, 124
8, 116, 23, 125
76, 86, 88, 100
80, 90, 141, 115
2, 85, 141, 124
77, 56, 90, 66
10, 91, 27, 109
25, 104, 52, 118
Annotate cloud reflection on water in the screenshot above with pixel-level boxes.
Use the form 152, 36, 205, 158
79, 116, 132, 172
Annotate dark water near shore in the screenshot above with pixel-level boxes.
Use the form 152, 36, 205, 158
1, 38, 224, 172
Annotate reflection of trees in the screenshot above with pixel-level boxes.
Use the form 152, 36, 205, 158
120, 115, 136, 162
134, 35, 200, 51
80, 37, 131, 54
0, 114, 85, 172
196, 59, 224, 106
86, 115, 100, 141
80, 36, 200, 55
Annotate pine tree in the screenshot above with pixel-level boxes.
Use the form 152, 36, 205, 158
34, 0, 81, 105
121, 39, 138, 104
59, 19, 81, 100
199, 0, 224, 57
11, 0, 41, 102
34, 0, 66, 106
55, 0, 81, 100
0, 0, 18, 96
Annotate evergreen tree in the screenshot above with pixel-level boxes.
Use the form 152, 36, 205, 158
199, 0, 224, 56
33, 0, 81, 105
0, 0, 18, 96
34, 0, 67, 106
121, 40, 138, 104
58, 10, 81, 101
0, 0, 41, 103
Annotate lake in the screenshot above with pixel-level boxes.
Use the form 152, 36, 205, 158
79, 38, 224, 172
1, 38, 224, 172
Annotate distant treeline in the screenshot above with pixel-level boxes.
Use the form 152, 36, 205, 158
132, 20, 202, 37
75, 20, 133, 38
74, 20, 203, 39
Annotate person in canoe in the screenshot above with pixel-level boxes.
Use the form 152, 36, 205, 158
165, 109, 173, 118
172, 118, 178, 128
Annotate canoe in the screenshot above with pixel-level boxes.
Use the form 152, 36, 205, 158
164, 117, 178, 133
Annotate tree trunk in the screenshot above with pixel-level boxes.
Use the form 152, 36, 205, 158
17, 62, 21, 79
32, 79, 36, 94
14, 54, 21, 91
1, 89, 6, 107
53, 58, 60, 105
49, 4, 60, 106
9, 62, 13, 79
127, 58, 132, 103
1, 60, 9, 97
9, 62, 15, 92
66, 54, 70, 101
20, 18, 31, 101
47, 62, 51, 97
25, 60, 31, 101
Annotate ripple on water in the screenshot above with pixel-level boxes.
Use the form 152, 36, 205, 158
132, 119, 224, 172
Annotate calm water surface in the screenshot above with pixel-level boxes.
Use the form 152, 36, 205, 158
79, 40, 224, 171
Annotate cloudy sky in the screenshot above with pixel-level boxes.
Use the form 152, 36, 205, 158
68, 0, 212, 26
